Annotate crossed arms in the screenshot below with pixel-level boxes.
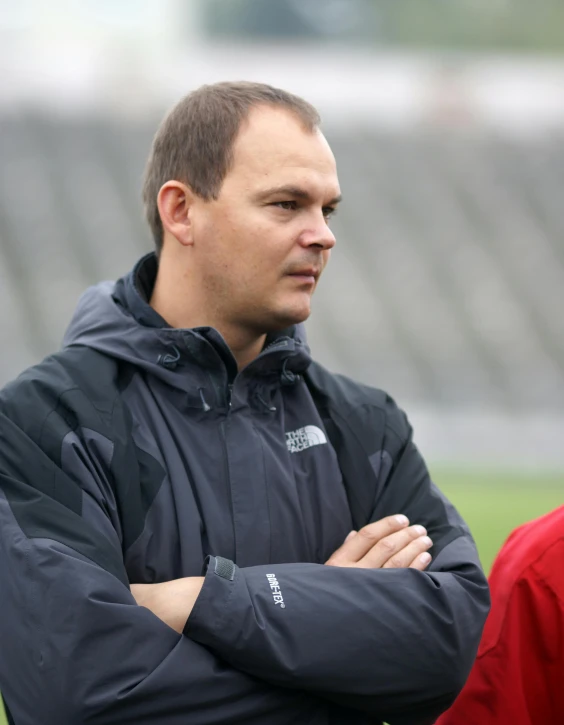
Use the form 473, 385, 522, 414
130, 515, 434, 633
0, 393, 489, 725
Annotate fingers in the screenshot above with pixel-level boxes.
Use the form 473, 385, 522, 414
326, 514, 410, 565
381, 533, 433, 569
409, 551, 432, 571
326, 515, 435, 570
359, 526, 432, 569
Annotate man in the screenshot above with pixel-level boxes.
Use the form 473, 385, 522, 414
0, 82, 489, 724
437, 504, 564, 725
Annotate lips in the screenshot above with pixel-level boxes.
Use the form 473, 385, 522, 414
287, 268, 320, 284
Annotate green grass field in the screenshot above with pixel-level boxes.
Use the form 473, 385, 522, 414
433, 467, 563, 572
0, 468, 561, 724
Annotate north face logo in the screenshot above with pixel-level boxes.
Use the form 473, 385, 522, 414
286, 425, 327, 453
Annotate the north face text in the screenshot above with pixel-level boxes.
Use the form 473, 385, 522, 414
285, 425, 327, 454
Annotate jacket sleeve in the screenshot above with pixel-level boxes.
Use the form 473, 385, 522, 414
185, 399, 490, 725
0, 410, 337, 725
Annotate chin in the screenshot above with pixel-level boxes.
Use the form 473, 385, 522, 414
266, 304, 311, 330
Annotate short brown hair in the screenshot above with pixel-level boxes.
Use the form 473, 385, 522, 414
142, 81, 321, 252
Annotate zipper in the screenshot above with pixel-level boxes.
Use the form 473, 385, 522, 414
220, 414, 238, 561
223, 337, 291, 408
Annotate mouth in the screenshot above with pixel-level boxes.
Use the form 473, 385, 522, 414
287, 268, 320, 285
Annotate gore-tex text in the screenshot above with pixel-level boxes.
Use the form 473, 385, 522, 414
266, 573, 286, 608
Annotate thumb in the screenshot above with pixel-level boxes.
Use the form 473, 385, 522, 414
345, 530, 357, 543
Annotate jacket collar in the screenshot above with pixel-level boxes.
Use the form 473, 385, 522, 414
111, 253, 312, 382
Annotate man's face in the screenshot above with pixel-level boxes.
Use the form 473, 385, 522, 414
190, 105, 341, 333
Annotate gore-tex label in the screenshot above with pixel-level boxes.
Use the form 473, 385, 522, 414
266, 573, 285, 608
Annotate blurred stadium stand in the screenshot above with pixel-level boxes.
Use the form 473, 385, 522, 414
1, 113, 563, 418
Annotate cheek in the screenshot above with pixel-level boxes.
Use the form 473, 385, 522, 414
241, 232, 289, 280
200, 208, 292, 288
197, 216, 244, 278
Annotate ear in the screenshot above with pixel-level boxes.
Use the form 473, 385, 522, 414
157, 181, 196, 247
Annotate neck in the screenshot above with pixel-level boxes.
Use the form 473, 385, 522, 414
149, 252, 266, 370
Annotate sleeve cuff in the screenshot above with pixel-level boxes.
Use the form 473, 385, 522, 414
183, 555, 238, 638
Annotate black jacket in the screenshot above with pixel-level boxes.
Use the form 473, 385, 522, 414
0, 254, 489, 725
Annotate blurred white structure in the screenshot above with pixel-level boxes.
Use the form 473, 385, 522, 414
2, 0, 564, 132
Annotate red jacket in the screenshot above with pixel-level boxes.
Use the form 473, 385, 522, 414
437, 505, 564, 725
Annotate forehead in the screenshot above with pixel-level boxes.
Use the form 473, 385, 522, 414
226, 106, 340, 196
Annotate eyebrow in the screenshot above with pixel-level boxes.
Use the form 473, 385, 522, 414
255, 185, 342, 206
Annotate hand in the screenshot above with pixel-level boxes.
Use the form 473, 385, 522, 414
130, 576, 205, 633
325, 515, 432, 571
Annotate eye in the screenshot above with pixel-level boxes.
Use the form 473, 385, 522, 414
272, 201, 298, 211
322, 206, 337, 220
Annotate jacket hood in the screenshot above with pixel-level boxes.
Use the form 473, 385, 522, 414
62, 253, 312, 393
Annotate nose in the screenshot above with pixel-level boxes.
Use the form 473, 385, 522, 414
297, 216, 336, 251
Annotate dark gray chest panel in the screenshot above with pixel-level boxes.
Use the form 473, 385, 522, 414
121, 374, 352, 583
